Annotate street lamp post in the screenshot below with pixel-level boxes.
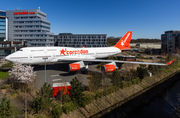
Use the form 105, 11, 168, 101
43, 57, 48, 83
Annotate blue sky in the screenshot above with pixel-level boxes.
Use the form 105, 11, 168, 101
1, 0, 180, 39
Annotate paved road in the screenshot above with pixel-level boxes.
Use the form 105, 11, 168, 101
33, 62, 102, 89
33, 62, 141, 89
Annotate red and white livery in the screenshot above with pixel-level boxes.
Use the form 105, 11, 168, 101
5, 31, 175, 73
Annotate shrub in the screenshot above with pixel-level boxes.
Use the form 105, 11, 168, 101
121, 82, 126, 89
32, 82, 53, 113
103, 86, 118, 96
148, 65, 161, 75
95, 91, 103, 99
1, 84, 7, 89
127, 81, 132, 87
109, 86, 118, 92
110, 70, 123, 88
51, 104, 63, 118
10, 90, 15, 97
88, 72, 102, 92
130, 69, 137, 80
0, 96, 20, 118
83, 94, 95, 105
136, 77, 140, 84
1, 62, 13, 68
132, 79, 137, 85
137, 64, 149, 79
70, 77, 84, 106
103, 88, 110, 96
63, 101, 76, 114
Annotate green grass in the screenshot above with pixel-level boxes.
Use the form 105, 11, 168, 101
0, 71, 10, 79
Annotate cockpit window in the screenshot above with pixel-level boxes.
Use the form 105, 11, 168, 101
19, 49, 23, 51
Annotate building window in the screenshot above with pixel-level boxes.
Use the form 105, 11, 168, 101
169, 45, 172, 48
169, 38, 172, 40
168, 42, 172, 44
169, 34, 172, 36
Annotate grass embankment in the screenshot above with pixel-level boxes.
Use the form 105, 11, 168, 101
63, 57, 180, 117
0, 71, 10, 80
0, 61, 12, 79
1, 56, 179, 118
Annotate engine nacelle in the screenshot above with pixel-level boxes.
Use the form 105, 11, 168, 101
102, 62, 118, 73
69, 61, 85, 71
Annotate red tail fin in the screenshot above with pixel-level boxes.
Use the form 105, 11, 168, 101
114, 31, 132, 50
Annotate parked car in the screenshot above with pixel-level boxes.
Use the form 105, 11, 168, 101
149, 57, 154, 60
137, 54, 141, 56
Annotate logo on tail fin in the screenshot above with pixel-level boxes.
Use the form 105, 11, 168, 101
113, 31, 132, 50
121, 33, 131, 46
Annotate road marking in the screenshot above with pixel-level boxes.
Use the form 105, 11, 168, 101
51, 74, 59, 77
52, 79, 62, 81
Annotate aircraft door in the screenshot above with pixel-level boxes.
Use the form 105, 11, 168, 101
94, 51, 96, 57
52, 53, 56, 59
29, 54, 33, 61
44, 48, 47, 56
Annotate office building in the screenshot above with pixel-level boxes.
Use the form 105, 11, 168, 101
54, 33, 107, 47
0, 10, 6, 41
5, 8, 54, 46
161, 30, 180, 54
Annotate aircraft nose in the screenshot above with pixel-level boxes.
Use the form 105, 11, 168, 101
5, 56, 10, 61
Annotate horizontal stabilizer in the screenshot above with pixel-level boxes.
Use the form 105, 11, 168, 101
166, 59, 175, 65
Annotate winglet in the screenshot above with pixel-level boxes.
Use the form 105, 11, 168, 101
166, 59, 175, 65
113, 31, 132, 50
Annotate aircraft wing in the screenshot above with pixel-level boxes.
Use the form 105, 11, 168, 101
58, 59, 175, 66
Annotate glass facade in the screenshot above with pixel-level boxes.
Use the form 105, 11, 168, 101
55, 33, 107, 47
0, 11, 6, 41
6, 9, 54, 47
0, 50, 13, 56
0, 12, 5, 16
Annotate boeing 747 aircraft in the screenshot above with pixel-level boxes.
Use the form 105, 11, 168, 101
5, 31, 175, 72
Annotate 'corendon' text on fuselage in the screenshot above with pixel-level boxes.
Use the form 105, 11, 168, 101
60, 48, 88, 55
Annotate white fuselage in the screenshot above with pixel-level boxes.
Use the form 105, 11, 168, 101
5, 46, 121, 64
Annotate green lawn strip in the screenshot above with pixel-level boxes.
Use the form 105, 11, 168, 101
0, 71, 10, 79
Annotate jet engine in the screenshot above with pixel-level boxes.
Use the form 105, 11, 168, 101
69, 61, 86, 71
102, 62, 119, 73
